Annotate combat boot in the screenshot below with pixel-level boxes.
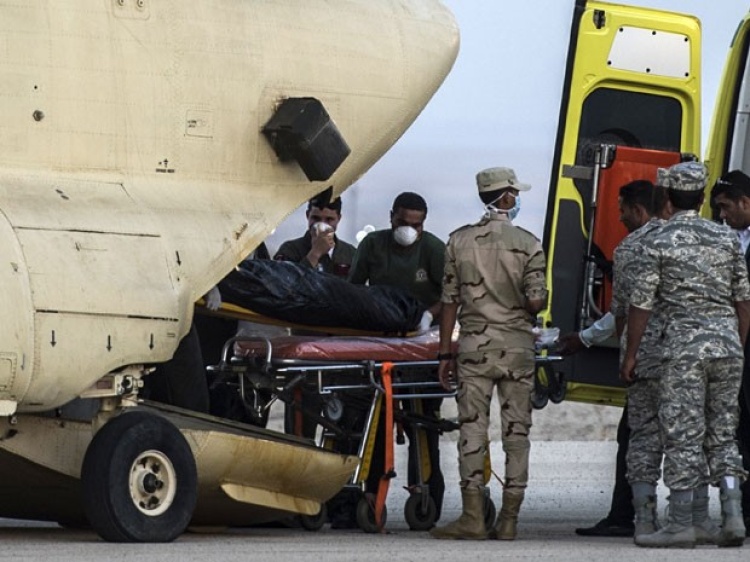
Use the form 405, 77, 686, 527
692, 485, 720, 545
489, 491, 524, 540
636, 492, 695, 549
717, 477, 746, 547
429, 486, 486, 540
631, 482, 659, 542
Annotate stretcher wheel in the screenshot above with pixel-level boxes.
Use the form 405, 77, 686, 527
299, 504, 328, 531
81, 411, 197, 542
356, 497, 386, 533
531, 365, 550, 410
531, 388, 548, 410
483, 496, 497, 530
404, 492, 437, 531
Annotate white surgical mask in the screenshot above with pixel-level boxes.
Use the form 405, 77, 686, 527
393, 225, 419, 246
311, 221, 333, 235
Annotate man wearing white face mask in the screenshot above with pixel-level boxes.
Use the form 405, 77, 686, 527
349, 191, 447, 523
273, 194, 357, 445
274, 193, 356, 277
349, 192, 445, 318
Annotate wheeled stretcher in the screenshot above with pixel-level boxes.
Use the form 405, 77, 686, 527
204, 318, 565, 533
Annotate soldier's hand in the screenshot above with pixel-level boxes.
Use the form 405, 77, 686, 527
620, 355, 637, 384
310, 226, 335, 259
438, 359, 457, 391
557, 332, 585, 355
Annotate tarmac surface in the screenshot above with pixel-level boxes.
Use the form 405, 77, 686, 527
0, 440, 746, 562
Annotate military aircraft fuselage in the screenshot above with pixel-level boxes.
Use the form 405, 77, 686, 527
0, 0, 459, 412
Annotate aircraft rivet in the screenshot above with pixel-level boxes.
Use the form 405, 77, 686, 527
137, 0, 144, 8
32, 110, 44, 122
117, 0, 125, 5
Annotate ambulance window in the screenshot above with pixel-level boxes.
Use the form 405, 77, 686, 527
578, 88, 682, 153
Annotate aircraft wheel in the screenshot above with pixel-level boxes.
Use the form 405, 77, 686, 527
404, 492, 437, 531
299, 504, 328, 531
483, 496, 497, 530
356, 497, 386, 533
81, 411, 197, 542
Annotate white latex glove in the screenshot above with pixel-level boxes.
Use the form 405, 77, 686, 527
205, 286, 222, 311
418, 310, 433, 333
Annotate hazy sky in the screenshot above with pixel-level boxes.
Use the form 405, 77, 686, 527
266, 1, 750, 253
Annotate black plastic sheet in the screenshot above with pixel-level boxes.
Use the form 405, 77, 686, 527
219, 260, 425, 334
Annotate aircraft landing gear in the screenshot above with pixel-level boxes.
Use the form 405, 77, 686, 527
81, 411, 197, 542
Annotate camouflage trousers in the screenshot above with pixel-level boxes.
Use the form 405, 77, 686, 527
626, 377, 662, 485
660, 355, 746, 490
455, 348, 534, 492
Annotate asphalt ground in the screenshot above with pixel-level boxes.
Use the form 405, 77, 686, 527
0, 441, 746, 562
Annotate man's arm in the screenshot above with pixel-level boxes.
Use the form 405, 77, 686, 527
558, 312, 616, 355
620, 243, 660, 382
304, 227, 335, 269
523, 243, 548, 315
437, 302, 459, 390
736, 300, 750, 347
621, 305, 651, 383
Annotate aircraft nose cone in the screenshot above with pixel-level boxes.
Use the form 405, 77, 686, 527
401, 0, 460, 108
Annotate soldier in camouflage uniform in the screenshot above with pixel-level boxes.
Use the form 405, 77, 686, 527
430, 167, 547, 541
607, 179, 669, 542
622, 161, 750, 548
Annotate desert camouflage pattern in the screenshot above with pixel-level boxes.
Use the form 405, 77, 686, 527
611, 218, 666, 376
630, 210, 749, 490
626, 377, 663, 485
442, 212, 545, 491
442, 213, 547, 353
659, 356, 746, 489
455, 348, 534, 490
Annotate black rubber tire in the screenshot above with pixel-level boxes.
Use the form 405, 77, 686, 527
483, 497, 497, 530
356, 497, 386, 533
299, 504, 328, 531
81, 411, 198, 542
404, 492, 437, 531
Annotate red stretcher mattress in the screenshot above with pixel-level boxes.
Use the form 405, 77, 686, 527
235, 331, 458, 362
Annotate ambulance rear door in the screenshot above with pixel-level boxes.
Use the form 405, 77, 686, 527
704, 13, 750, 189
541, 0, 701, 406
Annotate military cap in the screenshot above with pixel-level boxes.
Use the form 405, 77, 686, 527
664, 161, 707, 192
655, 167, 670, 188
476, 167, 531, 193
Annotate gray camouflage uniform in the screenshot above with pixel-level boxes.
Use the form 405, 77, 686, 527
630, 210, 750, 490
611, 218, 666, 486
442, 212, 547, 493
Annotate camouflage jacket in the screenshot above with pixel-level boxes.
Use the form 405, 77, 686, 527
442, 212, 547, 353
611, 218, 665, 374
630, 210, 750, 360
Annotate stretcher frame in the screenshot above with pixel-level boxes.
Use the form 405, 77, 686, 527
207, 333, 564, 532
